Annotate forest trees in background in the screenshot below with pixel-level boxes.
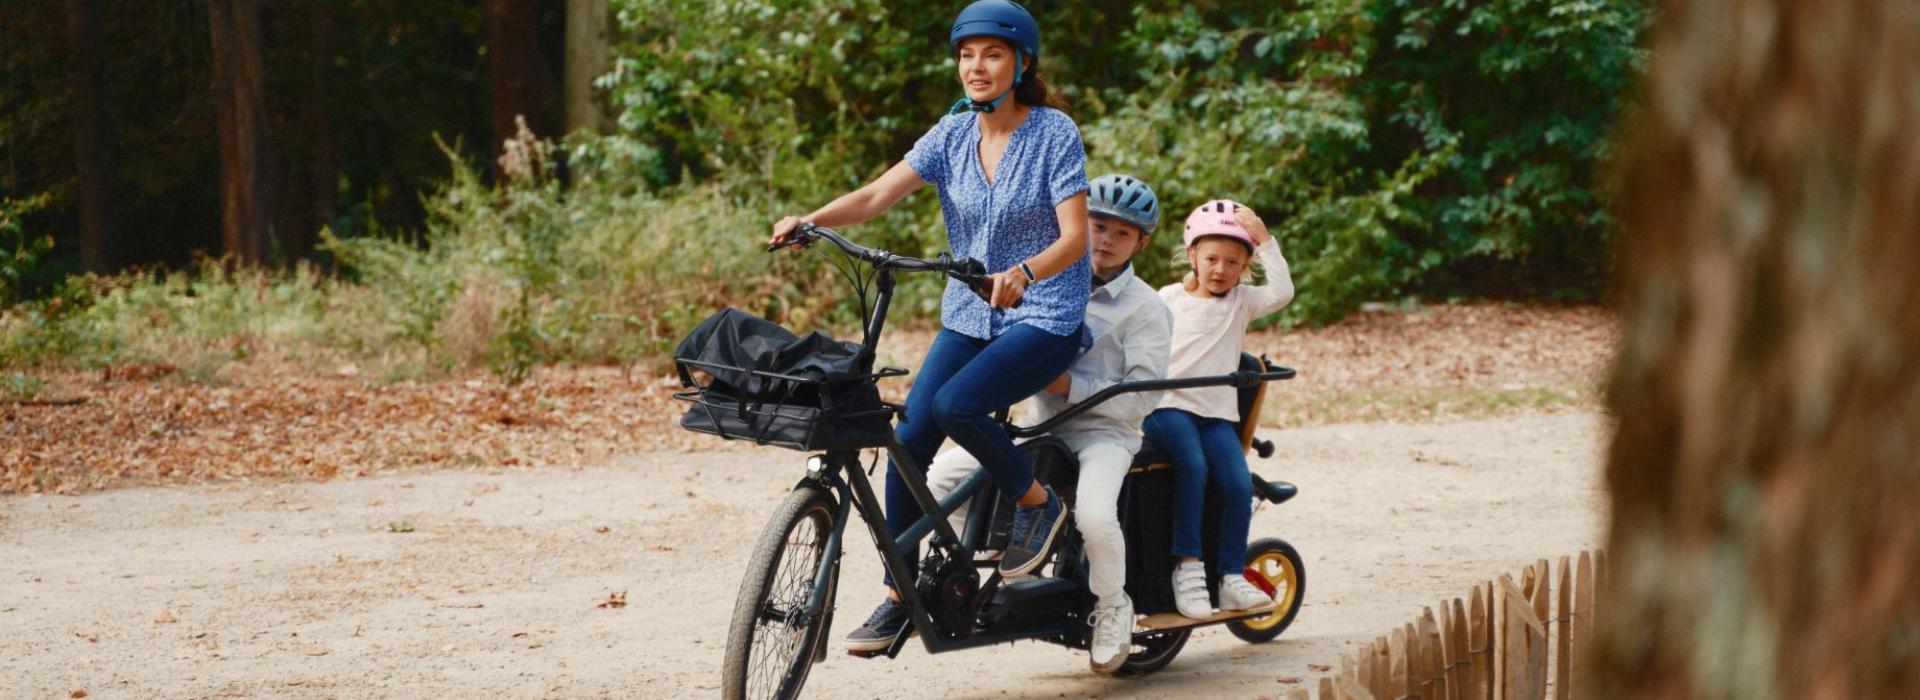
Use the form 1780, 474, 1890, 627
2, 1, 1646, 332
563, 0, 612, 135
60, 0, 112, 271
0, 0, 573, 281
207, 0, 276, 264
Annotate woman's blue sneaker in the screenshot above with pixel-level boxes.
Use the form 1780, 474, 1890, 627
998, 486, 1067, 578
844, 597, 913, 653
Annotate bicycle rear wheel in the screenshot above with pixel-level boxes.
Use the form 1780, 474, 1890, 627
1114, 628, 1191, 676
1228, 537, 1306, 643
721, 484, 838, 700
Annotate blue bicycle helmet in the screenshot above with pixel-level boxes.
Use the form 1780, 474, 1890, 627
1089, 174, 1160, 233
947, 1, 1040, 115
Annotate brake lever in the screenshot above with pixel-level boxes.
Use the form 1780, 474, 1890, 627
949, 256, 1021, 309
766, 232, 814, 253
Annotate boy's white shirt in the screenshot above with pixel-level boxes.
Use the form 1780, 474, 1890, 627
1155, 237, 1294, 422
1022, 262, 1174, 455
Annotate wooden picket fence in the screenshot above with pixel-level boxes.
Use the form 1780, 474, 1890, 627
1284, 550, 1608, 700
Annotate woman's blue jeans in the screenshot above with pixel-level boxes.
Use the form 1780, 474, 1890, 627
1143, 407, 1253, 578
882, 325, 1080, 587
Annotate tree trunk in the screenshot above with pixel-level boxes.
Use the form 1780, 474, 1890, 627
64, 0, 113, 271
564, 0, 611, 134
208, 0, 275, 264
305, 0, 336, 248
1599, 1, 1920, 698
488, 0, 555, 172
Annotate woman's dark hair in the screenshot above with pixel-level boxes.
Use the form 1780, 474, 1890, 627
1014, 55, 1067, 112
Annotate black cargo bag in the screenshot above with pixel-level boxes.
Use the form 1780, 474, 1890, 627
672, 308, 895, 451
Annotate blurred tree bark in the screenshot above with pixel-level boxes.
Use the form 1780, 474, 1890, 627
488, 0, 555, 172
63, 0, 113, 271
208, 0, 275, 263
1600, 0, 1920, 698
564, 0, 611, 135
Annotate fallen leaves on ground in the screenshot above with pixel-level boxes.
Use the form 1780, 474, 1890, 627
1, 302, 1612, 495
2, 362, 720, 494
1248, 302, 1615, 425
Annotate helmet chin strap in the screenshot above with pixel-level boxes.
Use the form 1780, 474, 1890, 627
949, 52, 1023, 115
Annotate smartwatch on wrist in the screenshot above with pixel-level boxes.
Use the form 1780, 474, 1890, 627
1019, 262, 1037, 283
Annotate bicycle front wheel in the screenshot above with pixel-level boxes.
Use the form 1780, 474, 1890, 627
721, 484, 838, 700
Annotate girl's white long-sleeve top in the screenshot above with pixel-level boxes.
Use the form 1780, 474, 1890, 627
1154, 238, 1294, 422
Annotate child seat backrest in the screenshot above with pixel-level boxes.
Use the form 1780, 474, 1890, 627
1233, 352, 1269, 450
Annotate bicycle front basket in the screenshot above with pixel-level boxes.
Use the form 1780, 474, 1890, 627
672, 308, 897, 451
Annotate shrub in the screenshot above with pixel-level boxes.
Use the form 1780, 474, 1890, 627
1, 193, 52, 304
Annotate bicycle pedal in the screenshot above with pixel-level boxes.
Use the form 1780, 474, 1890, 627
846, 648, 884, 659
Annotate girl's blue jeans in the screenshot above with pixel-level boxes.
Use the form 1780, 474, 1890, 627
882, 325, 1081, 587
1142, 407, 1253, 578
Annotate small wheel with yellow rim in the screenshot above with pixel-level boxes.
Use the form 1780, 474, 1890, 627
1228, 537, 1305, 643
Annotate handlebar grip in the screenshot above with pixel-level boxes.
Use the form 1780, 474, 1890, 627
767, 231, 810, 253
961, 275, 1022, 309
944, 257, 1019, 308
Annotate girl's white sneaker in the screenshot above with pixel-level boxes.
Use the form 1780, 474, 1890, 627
1218, 574, 1272, 611
1172, 561, 1212, 619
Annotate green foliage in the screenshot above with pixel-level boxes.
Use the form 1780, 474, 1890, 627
1, 193, 53, 303
1357, 0, 1651, 297
605, 0, 1648, 326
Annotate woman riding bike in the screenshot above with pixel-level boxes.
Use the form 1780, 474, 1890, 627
766, 0, 1092, 654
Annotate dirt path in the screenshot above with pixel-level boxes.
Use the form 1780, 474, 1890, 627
1, 412, 1608, 699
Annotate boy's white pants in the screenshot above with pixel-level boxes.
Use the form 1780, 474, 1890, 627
924, 441, 1132, 605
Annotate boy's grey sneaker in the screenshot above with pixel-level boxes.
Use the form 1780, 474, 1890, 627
844, 598, 913, 653
998, 485, 1068, 579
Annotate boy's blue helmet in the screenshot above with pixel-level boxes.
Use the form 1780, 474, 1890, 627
949, 0, 1040, 60
1089, 174, 1160, 233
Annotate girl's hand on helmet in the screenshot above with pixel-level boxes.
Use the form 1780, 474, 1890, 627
769, 216, 806, 249
988, 268, 1027, 309
1234, 207, 1272, 247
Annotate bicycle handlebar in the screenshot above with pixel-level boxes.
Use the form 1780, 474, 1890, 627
771, 223, 1015, 307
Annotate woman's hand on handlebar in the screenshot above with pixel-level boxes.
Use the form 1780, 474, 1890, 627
987, 268, 1027, 309
769, 216, 807, 251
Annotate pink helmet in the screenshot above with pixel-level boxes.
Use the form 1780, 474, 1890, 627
1182, 199, 1255, 251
